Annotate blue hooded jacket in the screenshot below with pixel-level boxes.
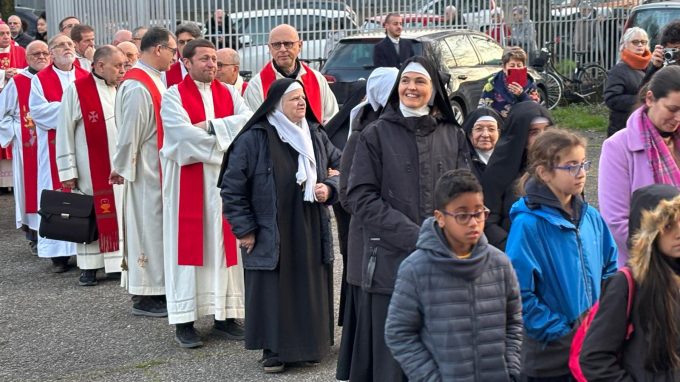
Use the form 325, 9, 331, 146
506, 183, 618, 343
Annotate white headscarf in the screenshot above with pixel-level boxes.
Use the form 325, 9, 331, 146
399, 62, 432, 118
473, 115, 498, 164
266, 81, 318, 202
349, 67, 399, 134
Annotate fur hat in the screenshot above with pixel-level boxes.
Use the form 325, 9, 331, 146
629, 194, 680, 284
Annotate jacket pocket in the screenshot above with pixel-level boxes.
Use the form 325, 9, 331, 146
361, 235, 408, 294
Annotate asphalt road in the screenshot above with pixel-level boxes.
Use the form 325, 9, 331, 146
0, 128, 605, 381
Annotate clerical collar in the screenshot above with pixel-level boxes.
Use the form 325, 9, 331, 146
0, 46, 10, 53
27, 66, 38, 75
272, 59, 300, 79
388, 35, 400, 44
137, 59, 161, 76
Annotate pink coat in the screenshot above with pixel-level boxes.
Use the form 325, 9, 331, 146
598, 107, 658, 267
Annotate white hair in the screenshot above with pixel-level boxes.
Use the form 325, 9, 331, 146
619, 26, 649, 52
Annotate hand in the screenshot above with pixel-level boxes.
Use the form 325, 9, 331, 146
193, 121, 208, 130
238, 232, 256, 254
61, 178, 77, 189
314, 183, 330, 203
109, 171, 124, 185
327, 168, 340, 177
651, 44, 664, 68
5, 68, 17, 79
507, 82, 523, 96
84, 46, 95, 61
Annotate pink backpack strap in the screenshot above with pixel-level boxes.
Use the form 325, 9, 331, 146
620, 266, 636, 339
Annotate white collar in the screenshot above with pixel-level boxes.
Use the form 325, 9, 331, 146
388, 35, 400, 44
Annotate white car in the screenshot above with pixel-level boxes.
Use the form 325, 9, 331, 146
229, 8, 358, 73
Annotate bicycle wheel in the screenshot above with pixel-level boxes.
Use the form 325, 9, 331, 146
541, 72, 563, 110
576, 64, 608, 105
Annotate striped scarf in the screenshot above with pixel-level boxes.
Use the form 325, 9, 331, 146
640, 108, 680, 186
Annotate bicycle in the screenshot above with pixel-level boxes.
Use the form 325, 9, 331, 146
534, 41, 608, 110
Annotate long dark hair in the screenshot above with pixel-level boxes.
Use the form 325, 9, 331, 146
638, 242, 680, 371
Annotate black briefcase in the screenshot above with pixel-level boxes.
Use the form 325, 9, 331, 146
38, 189, 98, 244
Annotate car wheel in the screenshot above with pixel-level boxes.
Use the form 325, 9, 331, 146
451, 99, 465, 126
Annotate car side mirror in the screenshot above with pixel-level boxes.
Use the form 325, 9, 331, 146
239, 35, 251, 47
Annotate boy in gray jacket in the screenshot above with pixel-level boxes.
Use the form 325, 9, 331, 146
385, 169, 523, 381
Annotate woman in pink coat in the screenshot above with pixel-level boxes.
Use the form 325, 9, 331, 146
599, 65, 680, 267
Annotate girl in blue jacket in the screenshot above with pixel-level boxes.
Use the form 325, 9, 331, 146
505, 129, 618, 381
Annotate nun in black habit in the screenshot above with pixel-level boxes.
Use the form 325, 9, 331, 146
219, 78, 342, 373
344, 55, 470, 381
461, 107, 504, 180
481, 101, 553, 250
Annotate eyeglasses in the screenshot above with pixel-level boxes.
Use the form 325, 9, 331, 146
159, 44, 178, 55
30, 52, 50, 58
630, 39, 649, 46
472, 126, 498, 134
440, 207, 490, 225
269, 40, 299, 50
554, 161, 591, 177
217, 63, 238, 69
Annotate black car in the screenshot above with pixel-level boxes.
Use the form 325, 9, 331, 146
321, 29, 547, 124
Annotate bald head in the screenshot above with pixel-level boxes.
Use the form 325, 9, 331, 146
92, 45, 126, 86
117, 41, 138, 70
26, 40, 50, 71
268, 24, 301, 74
0, 23, 11, 49
216, 48, 240, 85
113, 29, 132, 45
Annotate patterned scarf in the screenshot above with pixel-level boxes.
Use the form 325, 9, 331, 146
640, 108, 680, 186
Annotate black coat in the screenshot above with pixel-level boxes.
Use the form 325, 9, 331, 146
373, 36, 415, 69
220, 121, 341, 270
604, 61, 645, 137
461, 107, 504, 181
580, 272, 680, 381
14, 32, 33, 48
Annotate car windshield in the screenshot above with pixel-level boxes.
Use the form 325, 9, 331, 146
233, 14, 351, 45
324, 40, 376, 69
629, 8, 680, 46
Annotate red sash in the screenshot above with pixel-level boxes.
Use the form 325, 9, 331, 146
122, 68, 164, 168
0, 42, 27, 70
74, 74, 120, 253
176, 76, 237, 268
14, 73, 37, 212
241, 81, 248, 96
260, 61, 323, 123
37, 64, 89, 190
165, 61, 184, 88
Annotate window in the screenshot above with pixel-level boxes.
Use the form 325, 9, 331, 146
630, 8, 680, 47
470, 35, 503, 65
323, 41, 375, 69
431, 40, 457, 68
445, 35, 479, 66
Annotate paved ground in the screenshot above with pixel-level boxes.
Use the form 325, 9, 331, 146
0, 129, 605, 382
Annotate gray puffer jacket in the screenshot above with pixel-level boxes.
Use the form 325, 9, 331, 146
385, 217, 523, 382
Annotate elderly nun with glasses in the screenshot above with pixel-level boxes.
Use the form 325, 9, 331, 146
219, 77, 341, 374
344, 55, 470, 381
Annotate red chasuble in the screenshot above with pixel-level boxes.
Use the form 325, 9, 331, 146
122, 68, 164, 182
176, 76, 238, 268
0, 42, 27, 71
14, 73, 37, 212
259, 61, 322, 123
36, 64, 89, 190
73, 74, 120, 253
165, 61, 184, 88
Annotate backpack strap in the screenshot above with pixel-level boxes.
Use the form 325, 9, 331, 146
620, 266, 636, 339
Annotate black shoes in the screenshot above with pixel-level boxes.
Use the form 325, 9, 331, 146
78, 269, 98, 286
132, 295, 167, 317
28, 241, 37, 255
213, 318, 245, 340
175, 322, 203, 348
262, 350, 285, 373
50, 257, 69, 273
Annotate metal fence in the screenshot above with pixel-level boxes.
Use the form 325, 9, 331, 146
46, 0, 634, 73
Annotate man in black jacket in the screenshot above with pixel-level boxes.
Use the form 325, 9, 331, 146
373, 13, 415, 69
641, 20, 680, 88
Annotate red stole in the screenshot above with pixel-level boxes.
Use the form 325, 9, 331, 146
241, 81, 248, 96
260, 61, 323, 123
73, 74, 120, 252
165, 61, 184, 88
0, 42, 27, 70
176, 76, 237, 268
14, 73, 37, 212
36, 64, 89, 190
122, 68, 164, 169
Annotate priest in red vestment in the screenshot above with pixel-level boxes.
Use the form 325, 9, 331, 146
163, 22, 201, 88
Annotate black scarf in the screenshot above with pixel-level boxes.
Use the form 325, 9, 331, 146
272, 58, 301, 79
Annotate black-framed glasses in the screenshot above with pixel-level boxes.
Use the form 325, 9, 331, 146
159, 44, 178, 55
440, 207, 490, 225
630, 39, 648, 46
554, 161, 591, 177
269, 40, 299, 50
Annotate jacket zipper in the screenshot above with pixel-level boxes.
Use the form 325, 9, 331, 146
575, 226, 593, 308
470, 282, 480, 381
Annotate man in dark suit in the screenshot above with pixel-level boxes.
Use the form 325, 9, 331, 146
373, 13, 415, 68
